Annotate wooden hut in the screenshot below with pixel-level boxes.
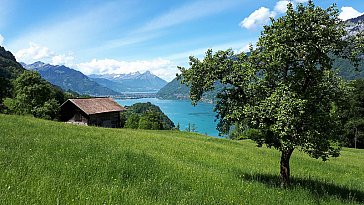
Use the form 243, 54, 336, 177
60, 98, 126, 128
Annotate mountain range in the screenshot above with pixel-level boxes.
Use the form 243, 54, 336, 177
89, 72, 167, 93
21, 62, 168, 96
21, 62, 119, 96
345, 13, 364, 36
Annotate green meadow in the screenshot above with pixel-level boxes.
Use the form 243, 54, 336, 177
0, 114, 363, 204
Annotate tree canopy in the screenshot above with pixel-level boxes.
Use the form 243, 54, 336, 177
122, 102, 175, 130
179, 1, 363, 187
4, 71, 61, 119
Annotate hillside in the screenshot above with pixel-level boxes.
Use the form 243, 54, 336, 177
156, 77, 190, 100
22, 62, 119, 96
345, 14, 364, 36
334, 57, 364, 80
0, 46, 25, 80
1, 114, 363, 204
89, 71, 167, 92
0, 46, 26, 107
157, 77, 226, 103
0, 47, 77, 115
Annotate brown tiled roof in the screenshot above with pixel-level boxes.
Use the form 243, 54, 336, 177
66, 98, 126, 115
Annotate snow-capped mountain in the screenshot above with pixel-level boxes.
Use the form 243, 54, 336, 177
345, 14, 364, 36
89, 71, 168, 93
22, 62, 119, 96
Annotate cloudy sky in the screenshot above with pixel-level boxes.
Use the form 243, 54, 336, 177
0, 0, 363, 81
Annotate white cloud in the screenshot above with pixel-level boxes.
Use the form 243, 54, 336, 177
240, 0, 312, 30
76, 58, 177, 81
240, 7, 276, 30
294, 0, 308, 3
0, 34, 4, 46
51, 53, 75, 66
275, 1, 290, 14
339, 7, 363, 21
235, 44, 252, 54
15, 42, 53, 63
15, 42, 75, 67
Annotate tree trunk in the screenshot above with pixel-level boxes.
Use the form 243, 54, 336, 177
280, 148, 294, 188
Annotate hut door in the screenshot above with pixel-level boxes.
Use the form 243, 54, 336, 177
103, 120, 112, 127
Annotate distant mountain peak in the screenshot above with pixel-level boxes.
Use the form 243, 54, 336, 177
88, 70, 167, 92
29, 61, 46, 67
346, 14, 364, 23
24, 61, 50, 70
345, 14, 364, 36
21, 62, 119, 96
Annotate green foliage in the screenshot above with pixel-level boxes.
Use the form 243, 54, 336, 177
176, 122, 180, 131
138, 112, 163, 130
0, 46, 25, 80
334, 57, 364, 80
1, 114, 364, 204
7, 71, 61, 119
2, 98, 17, 114
0, 77, 12, 112
122, 102, 175, 130
342, 79, 364, 148
179, 1, 363, 186
32, 99, 60, 120
124, 113, 140, 129
185, 122, 198, 133
0, 46, 26, 112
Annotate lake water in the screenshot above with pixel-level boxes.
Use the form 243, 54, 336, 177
115, 98, 220, 137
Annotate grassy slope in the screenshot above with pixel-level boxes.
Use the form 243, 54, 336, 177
0, 114, 363, 204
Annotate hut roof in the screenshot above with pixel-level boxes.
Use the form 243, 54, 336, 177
64, 98, 126, 115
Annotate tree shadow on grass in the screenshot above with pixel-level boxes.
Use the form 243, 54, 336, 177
237, 172, 364, 203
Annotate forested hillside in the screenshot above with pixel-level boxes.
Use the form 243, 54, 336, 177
122, 102, 175, 130
0, 46, 26, 109
0, 46, 73, 119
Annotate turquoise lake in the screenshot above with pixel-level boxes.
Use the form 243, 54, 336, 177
115, 98, 220, 137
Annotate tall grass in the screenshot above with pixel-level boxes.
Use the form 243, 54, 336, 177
0, 114, 363, 204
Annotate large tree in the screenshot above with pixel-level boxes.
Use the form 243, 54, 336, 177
5, 71, 60, 119
179, 1, 362, 187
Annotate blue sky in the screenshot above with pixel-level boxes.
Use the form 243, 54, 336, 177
0, 0, 363, 81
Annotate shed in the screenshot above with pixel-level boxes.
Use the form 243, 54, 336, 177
60, 98, 126, 128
